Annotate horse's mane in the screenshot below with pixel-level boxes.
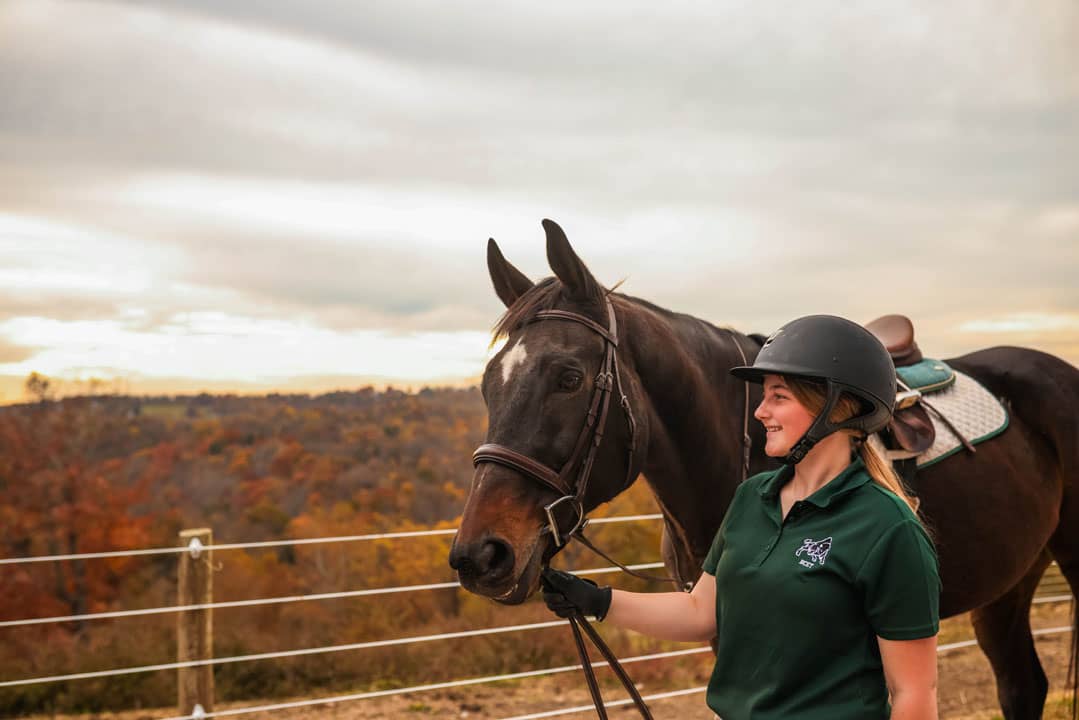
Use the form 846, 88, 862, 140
490, 277, 765, 350
490, 277, 625, 345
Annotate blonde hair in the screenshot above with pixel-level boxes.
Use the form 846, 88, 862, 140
784, 377, 922, 518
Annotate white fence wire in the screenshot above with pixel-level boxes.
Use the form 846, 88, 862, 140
937, 624, 1074, 653
499, 687, 708, 720
0, 514, 663, 566
0, 562, 665, 629
0, 620, 567, 688
156, 647, 715, 720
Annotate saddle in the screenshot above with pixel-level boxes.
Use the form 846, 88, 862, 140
866, 314, 923, 367
866, 314, 954, 457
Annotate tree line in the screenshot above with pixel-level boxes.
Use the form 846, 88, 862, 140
0, 387, 679, 715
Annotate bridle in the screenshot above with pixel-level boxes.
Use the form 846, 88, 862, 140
472, 296, 637, 549
469, 295, 753, 720
472, 296, 655, 719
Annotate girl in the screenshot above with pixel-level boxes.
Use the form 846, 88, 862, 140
543, 314, 940, 719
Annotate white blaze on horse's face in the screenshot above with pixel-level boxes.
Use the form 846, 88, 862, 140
500, 339, 529, 385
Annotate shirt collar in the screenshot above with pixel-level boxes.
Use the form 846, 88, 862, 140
758, 455, 871, 508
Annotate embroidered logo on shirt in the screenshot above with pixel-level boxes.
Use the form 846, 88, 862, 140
795, 537, 832, 568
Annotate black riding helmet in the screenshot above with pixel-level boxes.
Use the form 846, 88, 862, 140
731, 315, 896, 465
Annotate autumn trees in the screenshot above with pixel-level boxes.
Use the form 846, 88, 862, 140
0, 387, 667, 715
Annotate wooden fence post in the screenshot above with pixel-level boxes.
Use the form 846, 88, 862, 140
178, 528, 214, 716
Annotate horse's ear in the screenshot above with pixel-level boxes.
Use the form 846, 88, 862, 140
487, 238, 534, 308
543, 219, 602, 302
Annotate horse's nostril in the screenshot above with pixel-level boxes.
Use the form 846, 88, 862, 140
449, 538, 514, 582
483, 538, 513, 578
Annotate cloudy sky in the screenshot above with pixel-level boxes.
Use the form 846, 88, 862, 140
1, 1, 1076, 401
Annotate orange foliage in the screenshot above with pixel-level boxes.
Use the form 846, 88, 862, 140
0, 387, 674, 714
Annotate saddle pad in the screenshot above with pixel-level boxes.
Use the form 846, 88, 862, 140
896, 358, 955, 394
914, 370, 1008, 468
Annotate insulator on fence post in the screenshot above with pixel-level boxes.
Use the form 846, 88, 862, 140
187, 537, 203, 559
191, 704, 206, 720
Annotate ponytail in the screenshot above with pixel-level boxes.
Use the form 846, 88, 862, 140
858, 440, 920, 516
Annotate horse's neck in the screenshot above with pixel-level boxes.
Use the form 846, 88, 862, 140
625, 307, 763, 564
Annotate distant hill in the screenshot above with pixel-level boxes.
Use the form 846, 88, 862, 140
0, 386, 487, 541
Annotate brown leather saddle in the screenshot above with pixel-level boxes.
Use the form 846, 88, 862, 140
865, 314, 935, 455
866, 314, 923, 367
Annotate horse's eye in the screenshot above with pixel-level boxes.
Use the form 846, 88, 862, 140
558, 371, 583, 392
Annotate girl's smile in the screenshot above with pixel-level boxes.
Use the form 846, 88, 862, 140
755, 374, 816, 457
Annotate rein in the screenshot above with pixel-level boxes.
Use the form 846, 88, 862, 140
472, 298, 753, 719
731, 331, 752, 483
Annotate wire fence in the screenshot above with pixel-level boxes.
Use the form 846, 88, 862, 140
155, 647, 715, 720
0, 620, 567, 688
148, 624, 1079, 720
6, 598, 1075, 690
0, 516, 673, 695
2, 513, 1075, 720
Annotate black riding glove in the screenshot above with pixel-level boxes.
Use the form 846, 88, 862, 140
541, 567, 612, 621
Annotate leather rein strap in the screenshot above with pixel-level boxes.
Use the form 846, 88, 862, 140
567, 609, 654, 720
732, 332, 752, 483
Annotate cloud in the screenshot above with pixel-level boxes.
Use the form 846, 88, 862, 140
0, 0, 1076, 390
3, 0, 1077, 202
4, 0, 1078, 216
0, 313, 490, 383
959, 313, 1079, 334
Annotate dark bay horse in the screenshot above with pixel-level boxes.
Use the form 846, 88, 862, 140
448, 219, 1079, 720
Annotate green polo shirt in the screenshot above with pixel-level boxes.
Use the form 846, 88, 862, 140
701, 457, 939, 719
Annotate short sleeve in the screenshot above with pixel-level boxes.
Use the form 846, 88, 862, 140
702, 482, 748, 575
702, 518, 725, 575
857, 519, 940, 640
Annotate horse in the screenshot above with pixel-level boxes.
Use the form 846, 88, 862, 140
448, 219, 1079, 720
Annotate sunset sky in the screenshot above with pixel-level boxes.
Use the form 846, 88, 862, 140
1, 1, 1076, 401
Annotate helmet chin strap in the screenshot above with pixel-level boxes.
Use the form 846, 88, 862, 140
782, 381, 848, 465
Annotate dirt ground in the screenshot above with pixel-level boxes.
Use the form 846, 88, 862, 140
22, 601, 1076, 720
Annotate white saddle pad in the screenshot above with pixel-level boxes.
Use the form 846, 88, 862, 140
871, 370, 1009, 468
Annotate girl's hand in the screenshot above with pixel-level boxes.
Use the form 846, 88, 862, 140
541, 568, 613, 620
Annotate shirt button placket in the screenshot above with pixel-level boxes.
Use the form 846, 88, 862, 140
757, 534, 780, 565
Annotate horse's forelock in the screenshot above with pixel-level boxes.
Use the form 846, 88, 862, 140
490, 277, 620, 347
489, 278, 559, 346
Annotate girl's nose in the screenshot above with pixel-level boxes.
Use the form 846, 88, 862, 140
753, 401, 767, 421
